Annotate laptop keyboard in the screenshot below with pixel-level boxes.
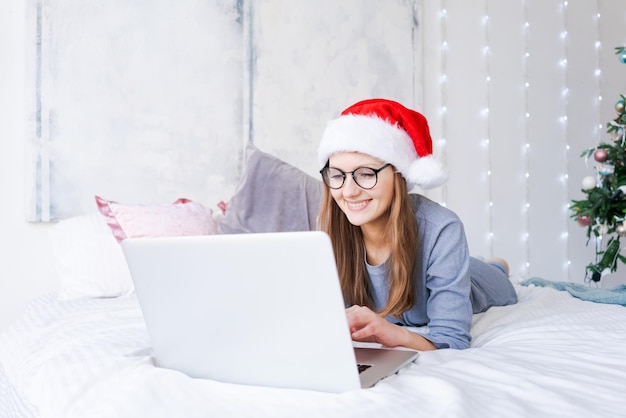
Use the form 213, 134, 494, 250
357, 364, 372, 374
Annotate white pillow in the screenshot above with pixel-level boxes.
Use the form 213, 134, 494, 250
50, 213, 134, 300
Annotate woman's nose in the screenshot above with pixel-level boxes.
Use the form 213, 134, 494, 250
342, 175, 361, 196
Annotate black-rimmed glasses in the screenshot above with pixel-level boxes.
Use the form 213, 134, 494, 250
319, 163, 392, 190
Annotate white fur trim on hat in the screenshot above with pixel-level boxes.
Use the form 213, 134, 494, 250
318, 114, 446, 189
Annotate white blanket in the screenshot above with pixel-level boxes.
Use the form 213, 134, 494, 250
1, 282, 626, 418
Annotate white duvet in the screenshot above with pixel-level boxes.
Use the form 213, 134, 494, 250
1, 282, 626, 418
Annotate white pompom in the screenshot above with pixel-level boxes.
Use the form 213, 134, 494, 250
408, 156, 448, 190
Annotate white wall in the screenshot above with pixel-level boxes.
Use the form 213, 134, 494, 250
0, 0, 422, 332
0, 0, 58, 331
1, 0, 625, 332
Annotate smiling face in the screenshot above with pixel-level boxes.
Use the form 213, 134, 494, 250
327, 152, 395, 231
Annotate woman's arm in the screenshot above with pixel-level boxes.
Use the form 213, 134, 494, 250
420, 218, 473, 350
346, 305, 436, 351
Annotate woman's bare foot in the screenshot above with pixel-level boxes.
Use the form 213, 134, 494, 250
485, 257, 510, 276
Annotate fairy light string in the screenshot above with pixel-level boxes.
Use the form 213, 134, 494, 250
439, 1, 449, 207
562, 0, 571, 278
483, 4, 494, 256
522, 0, 531, 276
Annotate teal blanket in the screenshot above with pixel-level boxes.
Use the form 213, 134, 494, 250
520, 277, 626, 307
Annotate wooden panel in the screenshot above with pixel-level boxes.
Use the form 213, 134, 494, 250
565, 1, 604, 283
486, 0, 528, 275
30, 0, 244, 220
438, 0, 492, 258
524, 0, 568, 280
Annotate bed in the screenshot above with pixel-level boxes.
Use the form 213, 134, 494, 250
2, 279, 626, 418
2, 145, 626, 418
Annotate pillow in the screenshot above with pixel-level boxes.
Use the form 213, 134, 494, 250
50, 213, 134, 300
95, 196, 218, 243
218, 143, 323, 234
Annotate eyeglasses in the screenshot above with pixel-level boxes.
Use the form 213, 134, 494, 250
319, 163, 392, 190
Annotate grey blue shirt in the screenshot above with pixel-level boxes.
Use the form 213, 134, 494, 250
365, 194, 516, 350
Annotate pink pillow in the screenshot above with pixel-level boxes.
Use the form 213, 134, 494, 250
95, 196, 218, 243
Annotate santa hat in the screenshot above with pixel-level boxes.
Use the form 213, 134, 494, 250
317, 98, 447, 190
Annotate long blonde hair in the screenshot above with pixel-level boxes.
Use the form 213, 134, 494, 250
318, 171, 419, 318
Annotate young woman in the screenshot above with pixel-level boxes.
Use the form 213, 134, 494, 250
317, 98, 517, 351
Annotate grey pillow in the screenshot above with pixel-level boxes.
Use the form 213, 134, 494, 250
218, 143, 323, 234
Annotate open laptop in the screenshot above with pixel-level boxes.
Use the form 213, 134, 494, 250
121, 231, 419, 393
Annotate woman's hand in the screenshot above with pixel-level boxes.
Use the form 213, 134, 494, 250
345, 305, 437, 351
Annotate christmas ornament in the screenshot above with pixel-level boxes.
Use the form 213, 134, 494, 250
597, 162, 615, 175
617, 225, 626, 237
616, 99, 625, 114
576, 215, 591, 227
581, 176, 596, 190
593, 148, 608, 162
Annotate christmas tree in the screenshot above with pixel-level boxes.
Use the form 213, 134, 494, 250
570, 46, 626, 282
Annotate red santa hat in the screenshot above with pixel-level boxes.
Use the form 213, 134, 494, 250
317, 98, 447, 190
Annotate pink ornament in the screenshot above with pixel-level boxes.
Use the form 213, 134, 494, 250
576, 216, 591, 227
594, 149, 608, 163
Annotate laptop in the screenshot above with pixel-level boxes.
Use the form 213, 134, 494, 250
121, 231, 419, 393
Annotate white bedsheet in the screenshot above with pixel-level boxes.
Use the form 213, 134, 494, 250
1, 282, 625, 418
